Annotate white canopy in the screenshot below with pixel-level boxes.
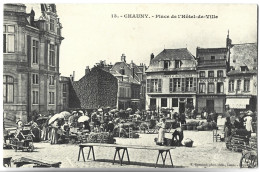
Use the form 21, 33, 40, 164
226, 98, 250, 109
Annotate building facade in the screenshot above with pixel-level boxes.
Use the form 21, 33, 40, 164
69, 66, 118, 110
146, 48, 197, 114
109, 54, 146, 111
196, 47, 229, 114
226, 43, 257, 113
3, 3, 64, 124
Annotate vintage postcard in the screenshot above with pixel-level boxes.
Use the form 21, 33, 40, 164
1, 2, 258, 169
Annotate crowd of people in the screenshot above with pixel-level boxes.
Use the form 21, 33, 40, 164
223, 110, 256, 139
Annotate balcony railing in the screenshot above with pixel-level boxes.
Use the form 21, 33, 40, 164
198, 59, 227, 66
170, 87, 196, 92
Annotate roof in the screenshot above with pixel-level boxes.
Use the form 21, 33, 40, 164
146, 48, 197, 73
151, 48, 195, 61
197, 47, 228, 54
228, 43, 257, 75
110, 61, 141, 84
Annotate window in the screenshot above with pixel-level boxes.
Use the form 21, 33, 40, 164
208, 71, 214, 78
186, 78, 193, 91
147, 79, 162, 93
208, 83, 215, 93
3, 75, 14, 103
211, 56, 215, 60
217, 70, 223, 77
62, 83, 67, 97
161, 98, 167, 107
172, 98, 178, 107
120, 67, 125, 75
173, 78, 181, 92
50, 19, 55, 31
49, 44, 55, 66
32, 91, 39, 104
217, 82, 224, 93
237, 80, 241, 91
199, 71, 205, 78
233, 59, 236, 63
3, 25, 15, 53
49, 75, 54, 85
164, 60, 170, 69
244, 79, 250, 92
229, 80, 234, 92
175, 60, 181, 68
150, 98, 156, 110
32, 74, 39, 84
32, 40, 39, 64
49, 92, 55, 104
241, 66, 248, 72
199, 83, 206, 93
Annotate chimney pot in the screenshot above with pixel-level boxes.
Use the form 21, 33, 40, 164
151, 53, 154, 60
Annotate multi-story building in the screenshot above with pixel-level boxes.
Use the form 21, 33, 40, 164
109, 54, 146, 111
196, 46, 229, 114
59, 76, 70, 111
145, 48, 197, 114
225, 43, 257, 113
3, 3, 64, 124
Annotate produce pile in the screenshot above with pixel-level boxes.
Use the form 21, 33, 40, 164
226, 129, 250, 152
196, 121, 218, 131
87, 132, 115, 144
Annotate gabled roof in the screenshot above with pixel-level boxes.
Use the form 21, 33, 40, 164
146, 48, 197, 73
110, 61, 141, 84
151, 48, 195, 61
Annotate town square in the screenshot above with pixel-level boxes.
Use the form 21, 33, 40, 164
2, 3, 258, 169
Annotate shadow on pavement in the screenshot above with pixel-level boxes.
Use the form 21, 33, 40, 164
95, 159, 186, 168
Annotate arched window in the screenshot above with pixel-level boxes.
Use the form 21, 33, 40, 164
3, 75, 14, 103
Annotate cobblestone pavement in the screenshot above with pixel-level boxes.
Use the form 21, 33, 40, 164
3, 129, 243, 169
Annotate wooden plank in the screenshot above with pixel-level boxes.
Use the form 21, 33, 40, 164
79, 143, 175, 151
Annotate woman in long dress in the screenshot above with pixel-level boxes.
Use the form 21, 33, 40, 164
157, 118, 166, 146
50, 120, 59, 144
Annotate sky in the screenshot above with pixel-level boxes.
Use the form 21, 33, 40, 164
24, 3, 257, 81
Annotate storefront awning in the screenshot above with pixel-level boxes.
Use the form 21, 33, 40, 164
226, 98, 250, 109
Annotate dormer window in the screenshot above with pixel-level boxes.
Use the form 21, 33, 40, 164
211, 56, 215, 60
175, 60, 181, 68
164, 60, 170, 69
120, 67, 125, 75
241, 66, 248, 72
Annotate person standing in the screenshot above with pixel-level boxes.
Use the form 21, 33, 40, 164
50, 120, 59, 144
180, 113, 186, 124
157, 118, 166, 146
244, 111, 253, 133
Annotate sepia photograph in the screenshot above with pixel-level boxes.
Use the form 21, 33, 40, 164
1, 1, 258, 169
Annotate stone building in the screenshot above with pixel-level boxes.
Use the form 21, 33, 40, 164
109, 54, 146, 111
146, 48, 197, 114
225, 43, 257, 113
69, 66, 118, 110
3, 3, 63, 125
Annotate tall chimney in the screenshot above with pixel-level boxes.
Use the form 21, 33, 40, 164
151, 53, 154, 61
70, 74, 74, 82
73, 71, 75, 81
85, 66, 90, 75
121, 54, 126, 62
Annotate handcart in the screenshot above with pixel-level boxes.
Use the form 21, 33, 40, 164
10, 125, 35, 152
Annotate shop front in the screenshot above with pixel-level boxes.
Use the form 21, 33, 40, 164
197, 95, 225, 114
148, 94, 196, 114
